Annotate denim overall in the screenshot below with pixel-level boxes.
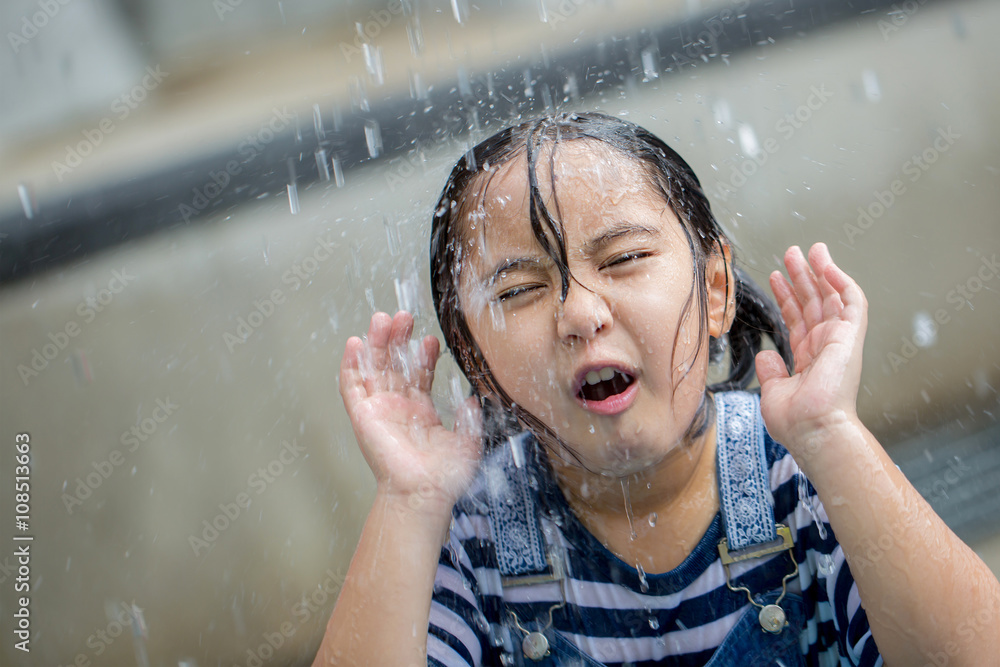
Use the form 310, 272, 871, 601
483, 391, 806, 666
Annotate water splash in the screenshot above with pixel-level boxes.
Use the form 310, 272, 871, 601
489, 300, 506, 332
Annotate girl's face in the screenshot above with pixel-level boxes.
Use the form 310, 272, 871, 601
458, 140, 733, 477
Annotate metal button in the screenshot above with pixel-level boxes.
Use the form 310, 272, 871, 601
758, 604, 786, 633
522, 631, 550, 661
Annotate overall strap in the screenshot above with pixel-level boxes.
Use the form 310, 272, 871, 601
483, 431, 553, 580
714, 390, 778, 552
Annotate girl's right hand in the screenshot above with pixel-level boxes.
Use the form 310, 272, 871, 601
339, 311, 483, 517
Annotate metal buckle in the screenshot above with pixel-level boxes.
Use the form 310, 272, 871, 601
718, 524, 794, 565
500, 545, 565, 589
718, 524, 798, 634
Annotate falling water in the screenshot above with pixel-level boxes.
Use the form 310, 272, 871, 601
383, 215, 401, 255
17, 183, 35, 219
332, 155, 345, 187
621, 478, 637, 541
315, 148, 331, 181
286, 158, 300, 215
365, 119, 383, 158
636, 561, 649, 593
312, 103, 325, 139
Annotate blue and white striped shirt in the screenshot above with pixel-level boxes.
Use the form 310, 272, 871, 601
427, 435, 882, 666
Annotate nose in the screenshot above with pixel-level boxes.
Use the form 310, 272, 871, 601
555, 277, 613, 343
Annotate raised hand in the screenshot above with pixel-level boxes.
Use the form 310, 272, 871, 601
340, 311, 483, 516
754, 243, 869, 453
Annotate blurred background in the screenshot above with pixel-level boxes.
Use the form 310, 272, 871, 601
1, 0, 998, 664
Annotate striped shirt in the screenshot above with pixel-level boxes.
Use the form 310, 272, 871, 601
427, 435, 883, 666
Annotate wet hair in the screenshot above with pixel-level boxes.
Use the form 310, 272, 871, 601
429, 111, 792, 455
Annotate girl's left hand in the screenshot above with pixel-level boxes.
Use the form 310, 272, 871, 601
755, 242, 869, 454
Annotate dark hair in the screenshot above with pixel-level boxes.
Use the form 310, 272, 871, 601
429, 111, 792, 454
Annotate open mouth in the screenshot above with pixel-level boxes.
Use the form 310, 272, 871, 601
577, 367, 636, 402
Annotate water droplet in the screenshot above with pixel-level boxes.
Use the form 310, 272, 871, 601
862, 68, 881, 102
287, 184, 299, 215
647, 512, 657, 527
588, 424, 595, 433
316, 148, 331, 181
312, 104, 325, 140
621, 479, 637, 541
363, 43, 385, 86
818, 553, 835, 576
648, 616, 659, 630
641, 46, 660, 81
409, 69, 428, 101
407, 15, 424, 56
383, 215, 401, 256
450, 0, 468, 23
332, 156, 345, 187
365, 119, 383, 158
17, 183, 36, 219
636, 562, 649, 592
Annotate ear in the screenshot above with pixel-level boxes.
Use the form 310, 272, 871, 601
705, 241, 736, 339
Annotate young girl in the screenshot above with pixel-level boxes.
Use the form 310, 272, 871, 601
314, 112, 999, 666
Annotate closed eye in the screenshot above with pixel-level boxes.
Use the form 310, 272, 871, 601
497, 284, 544, 302
602, 251, 652, 269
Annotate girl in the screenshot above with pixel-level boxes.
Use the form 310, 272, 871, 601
314, 112, 999, 666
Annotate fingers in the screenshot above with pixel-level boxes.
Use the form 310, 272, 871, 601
417, 335, 440, 393
365, 311, 394, 372
454, 396, 484, 452
355, 310, 441, 395
754, 349, 790, 389
770, 270, 807, 351
340, 336, 369, 413
822, 252, 869, 328
784, 245, 825, 331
